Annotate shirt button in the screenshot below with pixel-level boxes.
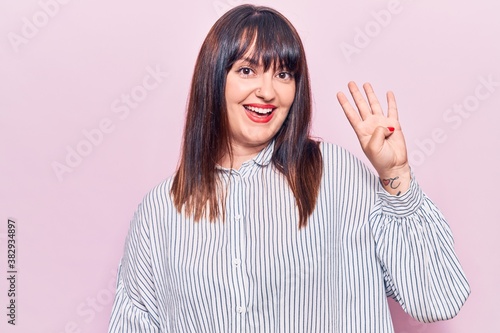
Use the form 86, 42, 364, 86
235, 214, 241, 221
237, 306, 246, 313
232, 258, 241, 266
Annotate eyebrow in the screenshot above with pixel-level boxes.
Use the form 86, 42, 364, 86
237, 57, 289, 72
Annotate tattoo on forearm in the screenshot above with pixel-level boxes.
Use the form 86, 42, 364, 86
382, 176, 401, 190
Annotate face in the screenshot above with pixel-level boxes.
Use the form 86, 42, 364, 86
224, 57, 296, 157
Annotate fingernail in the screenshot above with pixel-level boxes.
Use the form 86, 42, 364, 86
387, 127, 395, 132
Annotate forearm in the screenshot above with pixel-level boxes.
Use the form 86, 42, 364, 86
371, 177, 470, 322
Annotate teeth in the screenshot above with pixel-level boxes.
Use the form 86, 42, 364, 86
245, 106, 273, 114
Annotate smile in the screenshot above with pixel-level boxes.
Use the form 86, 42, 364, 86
244, 105, 274, 115
243, 104, 277, 123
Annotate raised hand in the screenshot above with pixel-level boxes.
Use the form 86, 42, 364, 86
337, 81, 411, 195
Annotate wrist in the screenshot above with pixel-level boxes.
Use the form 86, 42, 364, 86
378, 163, 411, 196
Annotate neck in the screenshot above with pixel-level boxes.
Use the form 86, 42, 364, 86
219, 142, 267, 170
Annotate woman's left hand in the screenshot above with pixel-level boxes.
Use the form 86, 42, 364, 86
337, 81, 411, 195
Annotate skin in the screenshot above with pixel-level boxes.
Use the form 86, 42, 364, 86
337, 82, 411, 195
221, 58, 296, 169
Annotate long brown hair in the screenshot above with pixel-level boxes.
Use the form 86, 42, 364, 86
171, 5, 322, 228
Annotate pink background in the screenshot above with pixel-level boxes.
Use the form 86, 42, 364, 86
1, 0, 499, 332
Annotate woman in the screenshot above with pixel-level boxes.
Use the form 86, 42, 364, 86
109, 5, 469, 332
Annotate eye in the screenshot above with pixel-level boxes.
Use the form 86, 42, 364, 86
238, 67, 254, 77
277, 71, 293, 81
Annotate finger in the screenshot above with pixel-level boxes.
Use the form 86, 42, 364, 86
363, 82, 384, 115
347, 81, 372, 120
387, 91, 399, 120
366, 126, 392, 154
337, 91, 361, 128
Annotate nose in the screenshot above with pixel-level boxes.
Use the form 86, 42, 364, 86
255, 72, 276, 101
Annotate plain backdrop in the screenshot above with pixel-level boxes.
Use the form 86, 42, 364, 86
1, 0, 499, 332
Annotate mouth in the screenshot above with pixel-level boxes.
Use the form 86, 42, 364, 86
243, 104, 277, 123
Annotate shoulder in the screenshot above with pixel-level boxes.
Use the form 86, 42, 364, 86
318, 141, 366, 170
317, 141, 380, 206
134, 177, 175, 226
317, 140, 378, 185
142, 177, 174, 206
318, 141, 345, 155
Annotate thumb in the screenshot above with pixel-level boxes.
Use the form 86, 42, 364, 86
367, 126, 393, 151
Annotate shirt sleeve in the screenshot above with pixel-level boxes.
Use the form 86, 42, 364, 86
108, 201, 161, 332
369, 173, 470, 323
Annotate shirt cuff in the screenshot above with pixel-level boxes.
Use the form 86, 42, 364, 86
376, 171, 424, 217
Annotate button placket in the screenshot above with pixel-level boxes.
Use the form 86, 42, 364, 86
229, 171, 248, 329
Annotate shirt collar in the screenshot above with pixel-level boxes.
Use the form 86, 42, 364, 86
249, 140, 275, 167
216, 140, 275, 172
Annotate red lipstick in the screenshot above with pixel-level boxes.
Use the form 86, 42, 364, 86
243, 104, 277, 123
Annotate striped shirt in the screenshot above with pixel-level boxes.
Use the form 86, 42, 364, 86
108, 141, 470, 332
